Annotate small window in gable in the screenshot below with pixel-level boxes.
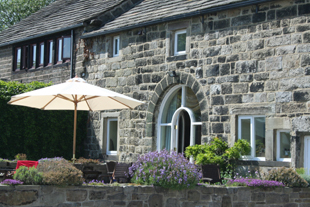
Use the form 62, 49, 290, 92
113, 35, 120, 57
174, 29, 186, 56
39, 42, 44, 66
277, 130, 291, 162
106, 118, 118, 155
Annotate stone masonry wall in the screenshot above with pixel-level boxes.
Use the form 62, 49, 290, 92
0, 46, 12, 81
0, 185, 310, 207
78, 0, 310, 165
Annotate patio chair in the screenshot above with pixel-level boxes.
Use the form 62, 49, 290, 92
106, 161, 117, 183
82, 166, 102, 182
113, 163, 131, 183
200, 164, 228, 184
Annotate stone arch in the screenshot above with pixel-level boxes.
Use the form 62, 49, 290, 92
145, 71, 208, 149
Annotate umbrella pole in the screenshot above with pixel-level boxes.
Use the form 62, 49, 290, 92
73, 101, 77, 163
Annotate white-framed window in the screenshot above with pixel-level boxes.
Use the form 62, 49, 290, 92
277, 130, 291, 162
113, 35, 120, 57
174, 29, 186, 56
238, 115, 266, 161
106, 118, 118, 155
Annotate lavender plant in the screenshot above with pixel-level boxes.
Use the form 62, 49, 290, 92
128, 150, 201, 190
227, 178, 284, 187
0, 179, 23, 185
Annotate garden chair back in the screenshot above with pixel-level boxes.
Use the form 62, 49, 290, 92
16, 160, 39, 170
106, 161, 117, 175
114, 163, 131, 183
201, 164, 223, 184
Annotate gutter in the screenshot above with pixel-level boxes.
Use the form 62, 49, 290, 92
81, 0, 273, 39
70, 29, 74, 78
0, 23, 84, 47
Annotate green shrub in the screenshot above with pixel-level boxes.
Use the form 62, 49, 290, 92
0, 80, 88, 160
300, 174, 310, 186
265, 167, 309, 188
185, 138, 250, 174
37, 159, 84, 186
13, 166, 43, 185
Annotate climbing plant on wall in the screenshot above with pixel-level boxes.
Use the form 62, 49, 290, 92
0, 80, 88, 160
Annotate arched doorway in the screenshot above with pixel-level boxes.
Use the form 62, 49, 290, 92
157, 85, 202, 152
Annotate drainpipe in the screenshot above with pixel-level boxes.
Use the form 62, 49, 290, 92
70, 29, 74, 78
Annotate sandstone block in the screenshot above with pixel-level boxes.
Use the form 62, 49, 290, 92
266, 56, 282, 71
236, 60, 257, 73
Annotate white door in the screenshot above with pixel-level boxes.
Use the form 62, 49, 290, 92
304, 136, 310, 175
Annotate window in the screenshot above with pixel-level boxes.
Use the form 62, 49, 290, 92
63, 36, 71, 60
238, 115, 266, 160
48, 40, 53, 65
22, 45, 29, 69
13, 34, 71, 71
174, 30, 186, 56
14, 47, 21, 71
39, 42, 44, 66
30, 44, 37, 69
277, 130, 291, 162
106, 118, 118, 155
57, 38, 63, 63
113, 35, 120, 57
158, 85, 201, 152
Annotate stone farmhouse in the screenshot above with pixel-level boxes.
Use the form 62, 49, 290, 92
1, 0, 310, 172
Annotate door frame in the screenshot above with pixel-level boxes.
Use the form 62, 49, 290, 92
305, 136, 310, 175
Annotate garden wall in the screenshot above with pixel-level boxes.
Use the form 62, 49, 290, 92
0, 185, 309, 207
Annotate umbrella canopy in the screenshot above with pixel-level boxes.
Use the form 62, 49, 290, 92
8, 76, 144, 161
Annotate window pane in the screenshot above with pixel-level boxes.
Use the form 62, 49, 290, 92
16, 48, 21, 69
254, 117, 265, 157
177, 33, 186, 52
49, 41, 53, 63
40, 44, 44, 64
241, 119, 251, 155
114, 38, 118, 55
108, 120, 118, 151
161, 89, 181, 123
185, 87, 201, 121
32, 45, 36, 67
280, 132, 291, 158
161, 126, 171, 151
63, 37, 71, 58
194, 125, 201, 145
58, 39, 62, 61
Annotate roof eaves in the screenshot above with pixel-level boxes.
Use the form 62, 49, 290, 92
0, 23, 84, 48
81, 0, 274, 39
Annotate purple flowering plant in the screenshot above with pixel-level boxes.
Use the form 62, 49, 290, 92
0, 179, 23, 185
226, 178, 284, 187
128, 150, 202, 190
83, 179, 105, 186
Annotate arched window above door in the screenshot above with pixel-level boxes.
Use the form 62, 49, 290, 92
157, 85, 202, 152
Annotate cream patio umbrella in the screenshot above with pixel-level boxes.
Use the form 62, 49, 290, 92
8, 76, 144, 162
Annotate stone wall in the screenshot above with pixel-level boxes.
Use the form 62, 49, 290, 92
0, 185, 309, 207
79, 0, 310, 167
0, 46, 12, 81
